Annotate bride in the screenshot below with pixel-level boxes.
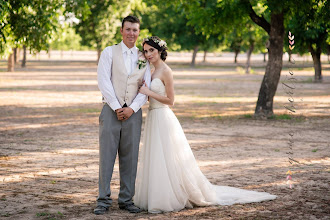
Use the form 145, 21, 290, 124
134, 36, 276, 213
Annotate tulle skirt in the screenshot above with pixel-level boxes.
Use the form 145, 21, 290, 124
134, 107, 276, 213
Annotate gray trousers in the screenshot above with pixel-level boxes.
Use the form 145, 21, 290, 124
97, 103, 142, 207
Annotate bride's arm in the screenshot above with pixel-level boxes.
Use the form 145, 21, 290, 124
139, 69, 175, 106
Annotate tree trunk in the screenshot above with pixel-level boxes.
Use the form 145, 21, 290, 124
327, 44, 330, 63
22, 45, 27, 68
16, 48, 20, 62
288, 50, 292, 62
97, 48, 102, 63
48, 48, 51, 59
254, 12, 284, 119
96, 39, 102, 63
263, 52, 267, 62
203, 50, 207, 63
14, 48, 17, 63
309, 46, 322, 82
8, 53, 14, 72
191, 45, 199, 67
234, 50, 240, 63
246, 41, 254, 74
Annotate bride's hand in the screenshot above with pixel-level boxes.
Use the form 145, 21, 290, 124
139, 82, 150, 95
138, 80, 145, 89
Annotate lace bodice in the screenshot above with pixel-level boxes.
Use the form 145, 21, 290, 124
149, 78, 168, 110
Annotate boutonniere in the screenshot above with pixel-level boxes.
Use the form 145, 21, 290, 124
137, 54, 147, 69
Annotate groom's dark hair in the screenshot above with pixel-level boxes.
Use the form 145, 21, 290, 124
122, 15, 140, 28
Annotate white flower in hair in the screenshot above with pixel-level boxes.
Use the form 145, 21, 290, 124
159, 40, 167, 47
142, 36, 167, 48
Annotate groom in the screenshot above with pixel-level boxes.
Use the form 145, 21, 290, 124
94, 15, 151, 215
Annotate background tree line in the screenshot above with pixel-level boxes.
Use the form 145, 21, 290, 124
0, 0, 329, 118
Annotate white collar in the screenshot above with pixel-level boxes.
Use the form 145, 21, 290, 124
120, 41, 137, 55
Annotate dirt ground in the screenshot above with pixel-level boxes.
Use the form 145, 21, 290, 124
0, 52, 329, 220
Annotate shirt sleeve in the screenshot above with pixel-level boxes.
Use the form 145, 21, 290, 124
129, 62, 152, 113
97, 47, 122, 111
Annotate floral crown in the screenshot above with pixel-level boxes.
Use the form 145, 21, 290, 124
142, 36, 167, 50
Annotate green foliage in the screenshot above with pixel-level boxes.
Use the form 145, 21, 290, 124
36, 211, 63, 219
167, 0, 318, 54
243, 114, 253, 118
287, 0, 329, 55
0, 0, 61, 57
227, 18, 268, 54
0, 0, 15, 56
225, 28, 243, 52
173, 0, 250, 37
36, 212, 49, 217
73, 0, 132, 51
63, 0, 91, 21
140, 0, 222, 52
2, 0, 327, 59
51, 24, 84, 50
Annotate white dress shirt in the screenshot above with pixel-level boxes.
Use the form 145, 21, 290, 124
97, 41, 151, 113
121, 41, 138, 75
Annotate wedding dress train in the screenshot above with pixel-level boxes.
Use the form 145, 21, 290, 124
134, 78, 276, 213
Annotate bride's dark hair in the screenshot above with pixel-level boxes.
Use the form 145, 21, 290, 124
143, 36, 168, 61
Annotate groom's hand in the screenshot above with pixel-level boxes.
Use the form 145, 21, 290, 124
116, 107, 134, 121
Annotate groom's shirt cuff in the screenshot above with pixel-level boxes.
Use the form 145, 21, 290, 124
109, 101, 122, 112
129, 102, 142, 113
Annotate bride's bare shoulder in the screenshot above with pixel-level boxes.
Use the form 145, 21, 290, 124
163, 64, 173, 78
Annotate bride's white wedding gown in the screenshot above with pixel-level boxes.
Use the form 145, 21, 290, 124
134, 78, 276, 213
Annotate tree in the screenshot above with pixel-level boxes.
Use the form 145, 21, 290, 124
170, 0, 306, 118
225, 28, 243, 63
200, 34, 224, 63
224, 19, 267, 69
0, 0, 14, 71
287, 0, 329, 82
51, 23, 84, 52
0, 0, 60, 71
73, 0, 132, 61
236, 19, 268, 73
140, 1, 222, 67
